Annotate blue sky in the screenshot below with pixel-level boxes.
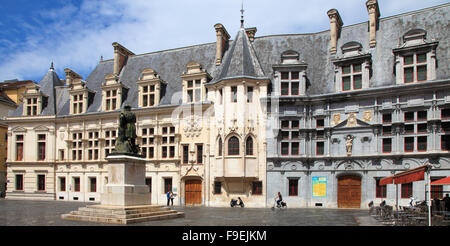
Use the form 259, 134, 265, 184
0, 0, 448, 83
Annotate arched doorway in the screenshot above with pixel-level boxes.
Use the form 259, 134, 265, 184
185, 179, 202, 205
337, 175, 361, 208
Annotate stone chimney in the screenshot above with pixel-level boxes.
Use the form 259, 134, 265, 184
245, 27, 257, 42
64, 68, 82, 87
366, 0, 380, 48
112, 42, 135, 76
327, 9, 343, 55
214, 23, 230, 65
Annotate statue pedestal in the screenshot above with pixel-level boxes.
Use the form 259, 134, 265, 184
61, 154, 184, 224
101, 154, 150, 206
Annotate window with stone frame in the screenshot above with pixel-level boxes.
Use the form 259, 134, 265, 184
141, 84, 156, 107
341, 63, 363, 91
72, 93, 84, 114
37, 134, 46, 161
182, 145, 189, 164
231, 86, 238, 103
401, 183, 413, 199
375, 178, 387, 198
161, 126, 175, 158
393, 29, 438, 85
247, 86, 253, 103
15, 134, 24, 161
87, 131, 99, 160
26, 97, 39, 116
382, 138, 392, 153
105, 89, 118, 111
59, 177, 66, 192
280, 71, 300, 96
228, 136, 240, 156
71, 133, 83, 161
73, 177, 81, 192
186, 80, 202, 103
252, 181, 262, 195
403, 53, 427, 83
141, 127, 155, 159
218, 137, 223, 156
316, 141, 324, 156
89, 177, 97, 193
280, 120, 300, 156
441, 135, 450, 151
288, 178, 299, 196
245, 136, 254, 156
403, 110, 428, 153
214, 181, 222, 194
104, 130, 116, 158
196, 144, 203, 164
37, 175, 45, 191
15, 174, 23, 191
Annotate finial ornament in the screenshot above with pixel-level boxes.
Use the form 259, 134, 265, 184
240, 0, 244, 28
50, 61, 54, 70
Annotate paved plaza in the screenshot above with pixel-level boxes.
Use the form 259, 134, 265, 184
0, 199, 381, 226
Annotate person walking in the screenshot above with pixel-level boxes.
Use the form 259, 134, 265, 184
166, 191, 171, 206
170, 191, 174, 206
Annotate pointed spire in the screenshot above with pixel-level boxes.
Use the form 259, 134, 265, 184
240, 0, 245, 28
50, 61, 54, 71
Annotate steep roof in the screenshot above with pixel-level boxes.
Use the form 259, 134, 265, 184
209, 27, 267, 84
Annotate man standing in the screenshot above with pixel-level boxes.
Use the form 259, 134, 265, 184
167, 191, 171, 206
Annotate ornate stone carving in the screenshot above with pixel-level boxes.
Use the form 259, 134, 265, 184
331, 113, 341, 125
363, 110, 372, 122
345, 135, 354, 156
346, 113, 357, 127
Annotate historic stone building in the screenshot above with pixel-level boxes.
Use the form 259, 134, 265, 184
4, 1, 450, 209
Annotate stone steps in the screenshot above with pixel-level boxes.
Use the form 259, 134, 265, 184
61, 205, 184, 224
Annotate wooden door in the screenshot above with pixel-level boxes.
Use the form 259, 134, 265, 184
185, 180, 202, 205
338, 175, 361, 208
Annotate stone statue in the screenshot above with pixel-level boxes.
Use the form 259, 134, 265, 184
346, 135, 354, 156
111, 105, 141, 156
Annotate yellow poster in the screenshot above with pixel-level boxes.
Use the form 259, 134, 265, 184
312, 177, 327, 197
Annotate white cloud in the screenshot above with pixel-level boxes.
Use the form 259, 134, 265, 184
0, 0, 447, 82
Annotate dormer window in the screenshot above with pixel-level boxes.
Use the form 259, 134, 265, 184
273, 50, 307, 96
22, 83, 46, 116
342, 63, 362, 91
181, 61, 211, 104
102, 74, 127, 111
65, 68, 94, 115
137, 68, 165, 108
393, 29, 438, 85
333, 42, 371, 92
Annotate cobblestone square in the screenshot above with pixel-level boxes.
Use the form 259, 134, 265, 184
0, 199, 381, 226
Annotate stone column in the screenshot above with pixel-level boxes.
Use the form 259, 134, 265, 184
327, 9, 343, 55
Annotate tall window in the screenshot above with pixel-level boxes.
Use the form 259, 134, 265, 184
73, 177, 80, 192
342, 63, 362, 91
375, 178, 387, 198
231, 86, 237, 103
182, 145, 189, 164
141, 127, 155, 159
280, 71, 300, 96
145, 178, 152, 193
442, 108, 450, 119
382, 113, 392, 124
401, 183, 413, 199
164, 178, 172, 193
59, 177, 66, 192
89, 177, 97, 192
141, 85, 155, 107
196, 144, 203, 164
403, 53, 427, 83
214, 181, 222, 194
72, 94, 84, 114
442, 135, 450, 151
26, 97, 38, 116
247, 86, 253, 103
246, 137, 254, 156
289, 179, 298, 196
161, 126, 175, 158
72, 133, 83, 161
431, 177, 443, 199
280, 120, 300, 156
15, 174, 23, 191
16, 135, 24, 161
187, 80, 202, 103
105, 89, 118, 111
104, 130, 116, 158
404, 137, 414, 152
228, 136, 240, 155
316, 142, 324, 156
218, 137, 223, 156
382, 138, 392, 153
37, 175, 45, 191
252, 181, 262, 195
37, 134, 46, 161
87, 131, 99, 160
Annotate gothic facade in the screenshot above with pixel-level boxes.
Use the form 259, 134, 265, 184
5, 1, 450, 208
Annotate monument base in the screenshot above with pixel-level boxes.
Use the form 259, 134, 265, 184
61, 154, 184, 224
61, 204, 184, 224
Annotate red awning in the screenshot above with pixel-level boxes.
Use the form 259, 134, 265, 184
431, 176, 450, 185
379, 176, 394, 185
379, 165, 431, 185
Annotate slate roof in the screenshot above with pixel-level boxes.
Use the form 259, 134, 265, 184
8, 3, 450, 118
